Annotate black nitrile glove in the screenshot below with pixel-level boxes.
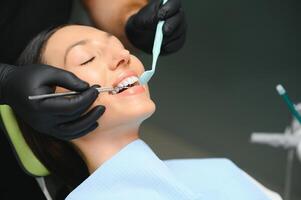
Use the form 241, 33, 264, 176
0, 63, 105, 140
125, 0, 186, 55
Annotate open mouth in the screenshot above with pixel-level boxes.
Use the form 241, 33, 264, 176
111, 76, 140, 95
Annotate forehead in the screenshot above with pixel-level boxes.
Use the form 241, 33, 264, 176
43, 25, 108, 66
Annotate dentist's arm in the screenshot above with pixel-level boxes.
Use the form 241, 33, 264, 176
0, 63, 105, 140
83, 0, 187, 55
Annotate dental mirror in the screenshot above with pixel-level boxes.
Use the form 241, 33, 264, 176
139, 0, 168, 85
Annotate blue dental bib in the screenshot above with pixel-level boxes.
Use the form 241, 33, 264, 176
66, 139, 271, 200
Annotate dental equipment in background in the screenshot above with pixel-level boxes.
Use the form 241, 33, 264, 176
28, 86, 129, 100
276, 84, 301, 123
139, 0, 167, 85
250, 84, 301, 200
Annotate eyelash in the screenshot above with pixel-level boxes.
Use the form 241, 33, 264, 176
80, 56, 95, 66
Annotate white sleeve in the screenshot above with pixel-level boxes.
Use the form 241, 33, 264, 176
241, 170, 283, 200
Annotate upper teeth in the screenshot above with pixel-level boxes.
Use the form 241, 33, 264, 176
115, 76, 138, 93
117, 76, 138, 88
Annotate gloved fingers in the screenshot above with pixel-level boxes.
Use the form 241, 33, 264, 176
125, 0, 186, 54
158, 0, 181, 20
45, 67, 89, 92
39, 85, 99, 114
162, 9, 185, 37
64, 123, 99, 141
57, 105, 105, 140
58, 105, 106, 123
161, 12, 186, 54
161, 27, 186, 55
132, 0, 160, 29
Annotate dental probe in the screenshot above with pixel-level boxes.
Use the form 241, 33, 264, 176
28, 86, 128, 100
276, 84, 301, 124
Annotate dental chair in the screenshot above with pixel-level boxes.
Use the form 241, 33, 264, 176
0, 105, 53, 200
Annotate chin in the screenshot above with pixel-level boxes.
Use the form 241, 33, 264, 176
119, 98, 156, 124
130, 99, 156, 122
98, 99, 156, 131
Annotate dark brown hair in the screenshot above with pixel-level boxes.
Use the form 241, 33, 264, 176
15, 25, 89, 199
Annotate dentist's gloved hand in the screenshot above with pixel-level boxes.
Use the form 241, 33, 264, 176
0, 64, 105, 140
126, 0, 186, 55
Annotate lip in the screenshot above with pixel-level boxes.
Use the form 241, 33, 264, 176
112, 70, 138, 87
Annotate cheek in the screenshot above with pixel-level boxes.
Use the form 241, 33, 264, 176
55, 67, 105, 94
70, 67, 105, 86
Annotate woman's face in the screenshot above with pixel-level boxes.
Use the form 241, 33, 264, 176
43, 25, 155, 135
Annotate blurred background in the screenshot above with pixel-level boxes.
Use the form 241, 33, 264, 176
72, 0, 300, 199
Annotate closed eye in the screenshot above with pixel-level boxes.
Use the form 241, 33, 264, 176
80, 56, 95, 66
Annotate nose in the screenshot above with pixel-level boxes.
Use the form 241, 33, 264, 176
110, 49, 130, 70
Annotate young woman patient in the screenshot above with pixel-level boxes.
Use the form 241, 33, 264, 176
15, 25, 281, 200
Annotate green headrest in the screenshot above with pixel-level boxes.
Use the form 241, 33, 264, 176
0, 105, 49, 177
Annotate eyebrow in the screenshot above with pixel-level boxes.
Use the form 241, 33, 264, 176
63, 33, 112, 64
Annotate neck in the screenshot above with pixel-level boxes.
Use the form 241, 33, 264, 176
72, 125, 139, 174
